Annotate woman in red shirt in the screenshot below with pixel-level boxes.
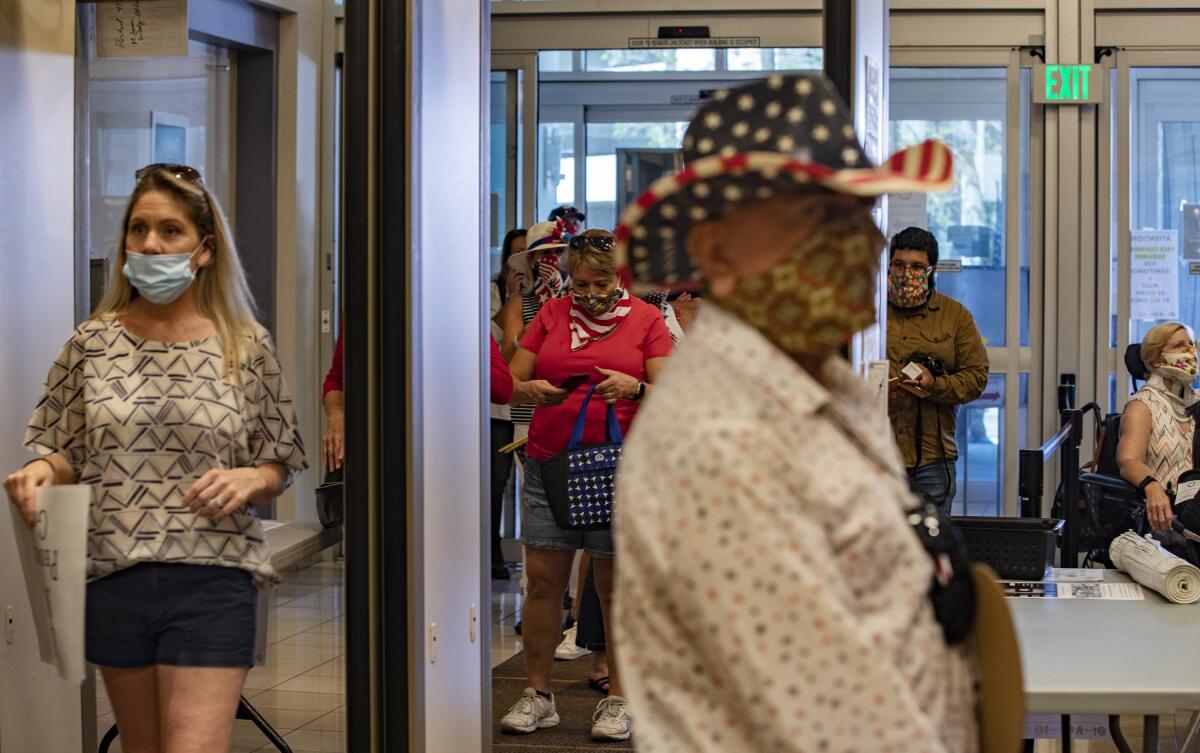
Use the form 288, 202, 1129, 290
501, 229, 672, 743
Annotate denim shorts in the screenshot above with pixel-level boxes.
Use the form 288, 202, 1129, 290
521, 457, 614, 558
86, 562, 258, 668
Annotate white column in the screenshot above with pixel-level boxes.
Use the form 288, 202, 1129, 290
0, 3, 87, 751
411, 0, 488, 750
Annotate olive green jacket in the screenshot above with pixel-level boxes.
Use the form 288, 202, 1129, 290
887, 291, 990, 469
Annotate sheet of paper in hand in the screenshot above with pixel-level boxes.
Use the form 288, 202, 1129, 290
8, 484, 90, 684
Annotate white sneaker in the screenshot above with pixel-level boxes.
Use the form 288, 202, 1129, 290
554, 625, 592, 661
500, 688, 559, 734
591, 695, 632, 741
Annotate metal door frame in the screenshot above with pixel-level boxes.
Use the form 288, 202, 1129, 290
890, 47, 1045, 516
491, 52, 538, 229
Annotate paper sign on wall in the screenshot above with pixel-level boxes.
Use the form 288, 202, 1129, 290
8, 485, 90, 685
1131, 229, 1180, 321
887, 192, 928, 238
98, 0, 189, 59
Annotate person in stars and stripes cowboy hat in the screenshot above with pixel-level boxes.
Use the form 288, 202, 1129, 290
612, 74, 1023, 753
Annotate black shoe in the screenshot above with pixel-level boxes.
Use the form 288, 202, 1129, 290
492, 565, 511, 580
514, 621, 522, 635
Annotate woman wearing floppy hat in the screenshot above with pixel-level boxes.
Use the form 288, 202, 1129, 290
612, 75, 1022, 753
497, 220, 571, 362
500, 228, 674, 743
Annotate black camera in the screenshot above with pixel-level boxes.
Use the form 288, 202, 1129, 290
913, 354, 948, 377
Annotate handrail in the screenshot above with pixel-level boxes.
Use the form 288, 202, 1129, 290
1017, 375, 1088, 563
1037, 422, 1075, 461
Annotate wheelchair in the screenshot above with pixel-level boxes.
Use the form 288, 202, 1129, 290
1059, 342, 1200, 567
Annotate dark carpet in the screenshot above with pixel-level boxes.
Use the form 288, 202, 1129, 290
493, 651, 635, 752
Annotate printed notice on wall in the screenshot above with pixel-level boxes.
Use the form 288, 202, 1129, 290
8, 485, 90, 684
887, 192, 928, 239
1131, 229, 1180, 321
98, 0, 188, 59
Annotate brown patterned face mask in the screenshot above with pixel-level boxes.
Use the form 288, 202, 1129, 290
716, 217, 884, 357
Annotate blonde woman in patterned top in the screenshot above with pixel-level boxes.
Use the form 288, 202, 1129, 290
4, 164, 306, 753
1118, 322, 1199, 535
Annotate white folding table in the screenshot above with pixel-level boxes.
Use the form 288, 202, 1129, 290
1008, 570, 1200, 753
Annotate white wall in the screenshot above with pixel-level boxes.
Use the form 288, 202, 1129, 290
413, 0, 487, 749
0, 2, 87, 751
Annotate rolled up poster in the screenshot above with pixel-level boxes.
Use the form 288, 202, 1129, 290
1110, 531, 1200, 604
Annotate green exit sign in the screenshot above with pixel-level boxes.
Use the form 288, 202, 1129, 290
1033, 64, 1105, 104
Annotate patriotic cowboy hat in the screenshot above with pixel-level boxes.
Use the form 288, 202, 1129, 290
508, 220, 570, 278
614, 74, 955, 290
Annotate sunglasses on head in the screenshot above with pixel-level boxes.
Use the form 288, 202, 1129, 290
135, 163, 205, 186
568, 234, 615, 252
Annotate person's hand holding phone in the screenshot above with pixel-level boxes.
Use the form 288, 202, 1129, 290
557, 373, 590, 394
519, 380, 569, 407
506, 271, 526, 299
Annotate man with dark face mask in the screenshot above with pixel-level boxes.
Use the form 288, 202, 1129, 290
611, 76, 980, 753
886, 227, 989, 511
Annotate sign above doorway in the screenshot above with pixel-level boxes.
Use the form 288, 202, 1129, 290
1032, 64, 1105, 104
628, 37, 761, 49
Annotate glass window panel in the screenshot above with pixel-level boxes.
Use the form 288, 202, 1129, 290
953, 373, 1015, 516
538, 122, 575, 227
1125, 69, 1200, 346
583, 49, 716, 73
584, 121, 687, 231
890, 69, 1020, 348
490, 73, 510, 274
726, 47, 823, 72
537, 50, 574, 73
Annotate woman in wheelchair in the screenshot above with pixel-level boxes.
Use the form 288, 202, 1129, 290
1117, 322, 1199, 535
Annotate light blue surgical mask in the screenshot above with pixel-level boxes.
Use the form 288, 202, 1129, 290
122, 240, 206, 305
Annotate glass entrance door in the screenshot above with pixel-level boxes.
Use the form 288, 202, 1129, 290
888, 53, 1040, 515
1104, 58, 1200, 409
490, 53, 537, 274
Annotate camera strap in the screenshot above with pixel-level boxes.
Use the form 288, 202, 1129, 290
912, 379, 952, 507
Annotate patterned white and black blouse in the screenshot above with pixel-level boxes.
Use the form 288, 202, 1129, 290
615, 305, 976, 753
24, 315, 307, 587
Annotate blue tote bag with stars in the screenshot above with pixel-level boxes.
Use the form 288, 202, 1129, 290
542, 385, 623, 531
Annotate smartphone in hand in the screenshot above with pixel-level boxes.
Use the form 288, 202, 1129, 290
557, 373, 590, 393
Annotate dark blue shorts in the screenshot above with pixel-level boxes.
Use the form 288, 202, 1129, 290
86, 563, 258, 668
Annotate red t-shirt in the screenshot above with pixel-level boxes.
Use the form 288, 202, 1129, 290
521, 296, 673, 461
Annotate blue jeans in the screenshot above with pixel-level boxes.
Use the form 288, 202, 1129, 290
907, 460, 957, 512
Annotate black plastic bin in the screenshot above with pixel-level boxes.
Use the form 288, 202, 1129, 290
952, 516, 1063, 580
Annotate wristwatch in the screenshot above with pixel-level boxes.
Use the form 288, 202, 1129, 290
1138, 475, 1158, 493
633, 382, 646, 401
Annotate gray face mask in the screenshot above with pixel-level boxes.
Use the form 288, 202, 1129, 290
122, 240, 206, 304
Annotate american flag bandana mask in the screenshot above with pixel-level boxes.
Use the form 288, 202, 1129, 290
569, 289, 632, 351
532, 253, 566, 304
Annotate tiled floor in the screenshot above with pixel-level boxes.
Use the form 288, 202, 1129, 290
95, 560, 346, 753
492, 574, 524, 669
